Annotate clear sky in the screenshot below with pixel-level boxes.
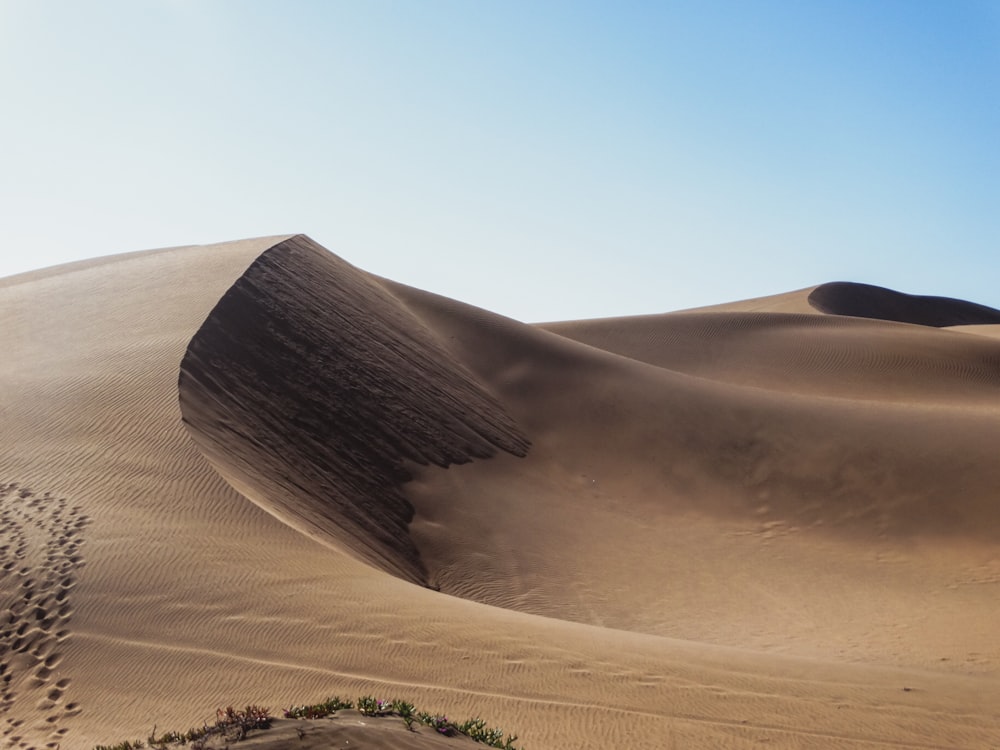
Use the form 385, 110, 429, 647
2, 1, 998, 322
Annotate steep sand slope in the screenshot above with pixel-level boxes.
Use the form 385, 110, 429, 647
1, 236, 998, 749
178, 236, 528, 585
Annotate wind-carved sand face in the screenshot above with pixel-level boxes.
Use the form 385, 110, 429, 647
178, 235, 530, 585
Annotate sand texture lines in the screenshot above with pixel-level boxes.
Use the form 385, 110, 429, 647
2, 235, 1000, 749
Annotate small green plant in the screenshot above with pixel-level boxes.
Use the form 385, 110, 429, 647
95, 741, 144, 750
215, 705, 271, 741
392, 699, 416, 731
419, 712, 458, 736
140, 705, 270, 749
459, 717, 520, 749
282, 696, 353, 719
147, 728, 186, 746
357, 695, 398, 716
148, 727, 203, 747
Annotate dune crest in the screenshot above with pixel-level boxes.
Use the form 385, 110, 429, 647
808, 280, 1000, 326
178, 235, 529, 585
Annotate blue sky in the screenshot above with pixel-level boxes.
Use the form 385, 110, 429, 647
2, 1, 997, 321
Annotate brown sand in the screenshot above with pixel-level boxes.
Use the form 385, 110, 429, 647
1, 235, 998, 749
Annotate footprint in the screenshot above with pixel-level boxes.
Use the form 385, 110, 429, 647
0, 483, 89, 748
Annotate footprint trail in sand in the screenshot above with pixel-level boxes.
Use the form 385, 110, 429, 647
0, 483, 88, 750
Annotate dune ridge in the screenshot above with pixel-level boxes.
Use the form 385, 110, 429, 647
808, 280, 1000, 326
178, 235, 529, 585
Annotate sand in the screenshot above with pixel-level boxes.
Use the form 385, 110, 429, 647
1, 234, 998, 749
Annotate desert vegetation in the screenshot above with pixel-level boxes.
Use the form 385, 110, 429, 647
94, 696, 520, 750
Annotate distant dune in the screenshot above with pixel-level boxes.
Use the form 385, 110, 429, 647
1, 235, 998, 749
808, 280, 1000, 326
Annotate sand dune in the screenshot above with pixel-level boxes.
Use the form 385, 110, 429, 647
179, 235, 529, 585
1, 235, 999, 749
808, 281, 1000, 326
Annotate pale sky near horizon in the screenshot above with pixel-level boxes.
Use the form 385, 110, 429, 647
2, 1, 998, 322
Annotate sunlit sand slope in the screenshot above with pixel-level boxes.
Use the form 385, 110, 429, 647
1, 236, 998, 749
388, 279, 1000, 666
541, 309, 1000, 402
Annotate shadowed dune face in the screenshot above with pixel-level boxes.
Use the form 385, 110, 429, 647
808, 281, 1000, 326
178, 235, 529, 584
